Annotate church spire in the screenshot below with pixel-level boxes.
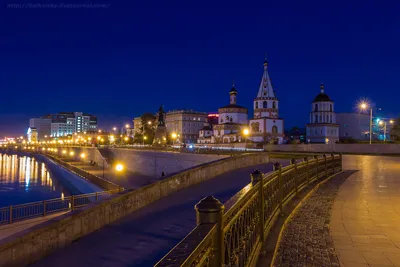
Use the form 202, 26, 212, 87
320, 83, 325, 94
257, 58, 275, 98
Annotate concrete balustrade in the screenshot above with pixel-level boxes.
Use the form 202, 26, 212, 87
0, 153, 269, 267
265, 143, 400, 154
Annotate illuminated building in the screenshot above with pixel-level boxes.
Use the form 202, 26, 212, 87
248, 59, 284, 144
306, 84, 339, 143
165, 110, 207, 144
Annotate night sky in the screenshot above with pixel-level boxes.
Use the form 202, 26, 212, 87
1, 1, 399, 136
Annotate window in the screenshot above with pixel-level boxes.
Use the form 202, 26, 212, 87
315, 104, 318, 111
326, 115, 329, 122
273, 101, 276, 109
330, 104, 332, 111
315, 115, 318, 123
330, 115, 332, 123
226, 116, 229, 121
255, 102, 259, 109
263, 101, 267, 108
230, 117, 233, 122
272, 125, 278, 134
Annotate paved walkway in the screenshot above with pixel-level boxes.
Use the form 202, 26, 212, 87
32, 161, 287, 267
272, 170, 354, 267
331, 155, 400, 267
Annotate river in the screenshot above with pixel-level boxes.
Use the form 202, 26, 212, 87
0, 153, 70, 208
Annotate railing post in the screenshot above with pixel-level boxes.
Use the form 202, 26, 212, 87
331, 154, 335, 173
290, 158, 298, 194
43, 200, 46, 216
314, 155, 319, 179
195, 196, 225, 267
9, 205, 12, 224
251, 169, 265, 242
304, 157, 309, 185
323, 154, 327, 177
275, 163, 283, 213
71, 195, 75, 210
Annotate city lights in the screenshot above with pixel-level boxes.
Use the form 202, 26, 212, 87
115, 163, 124, 172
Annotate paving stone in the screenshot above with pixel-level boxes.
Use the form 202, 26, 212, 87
272, 173, 349, 267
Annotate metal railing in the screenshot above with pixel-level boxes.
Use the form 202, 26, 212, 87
156, 154, 342, 267
0, 189, 121, 225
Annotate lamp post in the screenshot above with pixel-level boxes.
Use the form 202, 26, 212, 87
243, 128, 249, 150
143, 136, 147, 146
360, 102, 373, 144
171, 133, 177, 145
379, 120, 394, 142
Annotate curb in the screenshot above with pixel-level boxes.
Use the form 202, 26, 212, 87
269, 170, 345, 267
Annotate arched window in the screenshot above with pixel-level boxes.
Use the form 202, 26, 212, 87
226, 116, 229, 121
272, 125, 278, 134
263, 101, 267, 108
273, 101, 276, 109
330, 104, 332, 111
255, 102, 258, 109
315, 104, 318, 111
315, 115, 318, 123
230, 117, 233, 122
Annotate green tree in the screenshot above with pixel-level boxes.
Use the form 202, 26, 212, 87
141, 113, 156, 144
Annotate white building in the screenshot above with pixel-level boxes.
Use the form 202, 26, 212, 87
306, 84, 339, 143
27, 127, 38, 143
248, 60, 284, 144
211, 83, 248, 143
197, 122, 213, 144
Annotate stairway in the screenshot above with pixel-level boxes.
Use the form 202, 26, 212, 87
97, 147, 116, 166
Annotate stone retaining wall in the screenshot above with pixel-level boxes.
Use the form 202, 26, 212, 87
0, 153, 269, 267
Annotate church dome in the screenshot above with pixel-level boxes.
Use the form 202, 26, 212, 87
312, 83, 332, 102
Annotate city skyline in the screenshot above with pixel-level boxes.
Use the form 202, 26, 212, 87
1, 2, 399, 136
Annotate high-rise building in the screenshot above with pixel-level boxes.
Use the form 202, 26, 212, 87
30, 112, 97, 138
165, 110, 207, 144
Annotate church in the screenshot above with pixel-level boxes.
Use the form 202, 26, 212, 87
306, 84, 339, 143
248, 59, 284, 144
197, 58, 285, 145
211, 83, 248, 143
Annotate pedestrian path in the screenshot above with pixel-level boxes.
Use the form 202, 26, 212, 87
32, 162, 283, 267
331, 155, 400, 267
61, 158, 154, 189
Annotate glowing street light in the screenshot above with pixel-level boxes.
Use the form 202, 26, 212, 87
69, 151, 75, 156
124, 137, 129, 141
113, 127, 117, 131
80, 153, 86, 159
148, 121, 152, 125
359, 101, 372, 144
115, 163, 124, 172
125, 124, 130, 128
171, 133, 177, 139
62, 150, 67, 155
243, 128, 249, 136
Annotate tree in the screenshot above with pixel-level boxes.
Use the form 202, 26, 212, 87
141, 112, 156, 144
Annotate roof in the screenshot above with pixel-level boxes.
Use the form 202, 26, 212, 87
256, 59, 276, 98
229, 85, 237, 94
312, 83, 333, 102
219, 104, 247, 109
313, 93, 332, 102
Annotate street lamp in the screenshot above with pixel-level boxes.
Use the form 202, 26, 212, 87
115, 163, 124, 172
113, 127, 117, 131
243, 128, 250, 149
143, 135, 147, 145
360, 102, 373, 144
379, 120, 394, 142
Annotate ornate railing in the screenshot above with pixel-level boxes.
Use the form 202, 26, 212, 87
0, 188, 121, 225
156, 154, 342, 267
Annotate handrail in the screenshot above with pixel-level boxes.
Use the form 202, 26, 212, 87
156, 153, 342, 267
0, 188, 122, 226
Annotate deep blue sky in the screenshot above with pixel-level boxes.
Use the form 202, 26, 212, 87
1, 1, 399, 136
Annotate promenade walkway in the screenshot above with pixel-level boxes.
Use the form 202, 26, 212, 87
32, 161, 287, 267
271, 155, 400, 267
331, 155, 400, 267
60, 158, 154, 189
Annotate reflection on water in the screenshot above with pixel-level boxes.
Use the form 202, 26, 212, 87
0, 154, 70, 208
